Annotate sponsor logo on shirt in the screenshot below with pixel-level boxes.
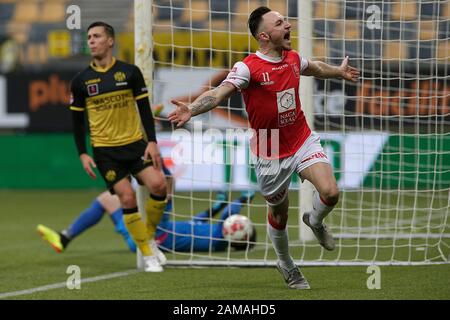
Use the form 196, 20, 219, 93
272, 64, 288, 71
85, 78, 101, 85
115, 82, 128, 86
276, 88, 297, 127
87, 84, 99, 96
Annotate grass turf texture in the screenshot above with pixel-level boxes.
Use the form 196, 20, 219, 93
0, 190, 449, 300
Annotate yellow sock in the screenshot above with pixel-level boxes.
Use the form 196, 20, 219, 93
123, 211, 152, 256
145, 196, 167, 239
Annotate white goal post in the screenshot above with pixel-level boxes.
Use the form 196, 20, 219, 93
133, 0, 450, 267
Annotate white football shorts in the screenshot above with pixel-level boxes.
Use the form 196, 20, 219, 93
254, 132, 331, 205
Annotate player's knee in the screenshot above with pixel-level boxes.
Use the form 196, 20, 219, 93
150, 176, 167, 197
321, 185, 340, 206
120, 191, 137, 208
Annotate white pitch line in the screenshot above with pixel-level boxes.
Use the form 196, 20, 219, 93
0, 269, 140, 299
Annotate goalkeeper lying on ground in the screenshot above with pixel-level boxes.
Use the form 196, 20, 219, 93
37, 168, 256, 253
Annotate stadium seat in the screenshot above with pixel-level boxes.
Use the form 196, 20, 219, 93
25, 42, 48, 65
12, 1, 39, 23
438, 20, 449, 40
210, 0, 235, 21
344, 1, 363, 20
391, 2, 417, 21
154, 0, 184, 21
363, 41, 381, 59
180, 0, 208, 25
312, 39, 327, 61
232, 0, 261, 32
420, 2, 439, 19
314, 1, 341, 20
437, 40, 449, 62
0, 3, 15, 21
235, 0, 262, 15
417, 41, 435, 60
335, 20, 360, 40
442, 2, 450, 19
6, 21, 30, 44
313, 20, 337, 39
384, 41, 408, 60
269, 1, 286, 16
343, 40, 359, 59
0, 2, 15, 36
419, 20, 436, 41
384, 21, 418, 41
328, 39, 343, 64
40, 1, 65, 23
210, 19, 230, 32
287, 0, 298, 18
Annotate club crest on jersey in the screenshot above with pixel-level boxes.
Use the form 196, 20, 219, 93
114, 72, 126, 82
291, 63, 300, 78
260, 72, 274, 85
87, 84, 99, 96
276, 88, 297, 127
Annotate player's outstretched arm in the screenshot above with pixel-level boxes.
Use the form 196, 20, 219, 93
303, 56, 360, 82
168, 83, 236, 127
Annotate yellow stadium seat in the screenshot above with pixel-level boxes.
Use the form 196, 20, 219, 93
314, 1, 341, 20
419, 21, 436, 40
12, 1, 39, 23
181, 0, 209, 24
7, 21, 30, 44
312, 39, 327, 61
40, 1, 65, 23
383, 41, 408, 60
391, 1, 417, 21
210, 19, 229, 32
437, 40, 449, 62
444, 2, 450, 19
235, 0, 262, 16
268, 1, 287, 15
335, 20, 360, 39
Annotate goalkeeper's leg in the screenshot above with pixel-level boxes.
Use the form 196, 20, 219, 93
36, 196, 105, 253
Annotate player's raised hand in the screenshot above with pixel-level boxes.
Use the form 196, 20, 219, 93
168, 100, 192, 127
340, 56, 360, 82
79, 153, 97, 179
144, 141, 162, 171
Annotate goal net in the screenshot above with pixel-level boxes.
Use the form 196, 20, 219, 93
137, 0, 450, 266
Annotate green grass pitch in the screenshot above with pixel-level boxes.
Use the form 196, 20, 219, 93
0, 190, 449, 300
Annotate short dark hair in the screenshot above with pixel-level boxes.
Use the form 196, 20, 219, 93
87, 21, 115, 39
248, 6, 271, 39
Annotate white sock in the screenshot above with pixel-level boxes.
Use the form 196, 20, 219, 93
267, 223, 295, 270
309, 192, 334, 227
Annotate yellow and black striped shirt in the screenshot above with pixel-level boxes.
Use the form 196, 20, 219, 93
70, 58, 151, 147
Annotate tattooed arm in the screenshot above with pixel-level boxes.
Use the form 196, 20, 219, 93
168, 82, 236, 127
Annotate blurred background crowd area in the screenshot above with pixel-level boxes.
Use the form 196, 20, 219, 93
0, 0, 448, 73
